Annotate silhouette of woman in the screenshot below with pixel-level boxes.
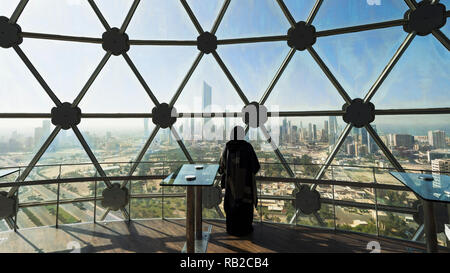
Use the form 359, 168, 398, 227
219, 126, 260, 236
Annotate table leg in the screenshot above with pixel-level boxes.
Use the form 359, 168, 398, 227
196, 186, 203, 240
186, 187, 195, 253
422, 200, 438, 253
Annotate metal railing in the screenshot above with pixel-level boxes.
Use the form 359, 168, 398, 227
1, 160, 448, 246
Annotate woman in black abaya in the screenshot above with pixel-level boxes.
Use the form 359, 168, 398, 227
219, 126, 260, 236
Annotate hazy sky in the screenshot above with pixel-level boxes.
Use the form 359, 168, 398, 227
0, 0, 449, 138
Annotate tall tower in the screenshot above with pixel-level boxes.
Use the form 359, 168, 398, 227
202, 82, 212, 141
368, 124, 379, 154
313, 124, 317, 142
329, 116, 338, 146
361, 127, 368, 146
144, 118, 149, 136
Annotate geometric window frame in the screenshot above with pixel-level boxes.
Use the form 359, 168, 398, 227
0, 0, 449, 228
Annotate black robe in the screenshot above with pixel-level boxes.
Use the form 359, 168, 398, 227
219, 140, 260, 236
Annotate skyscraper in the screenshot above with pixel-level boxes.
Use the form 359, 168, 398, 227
392, 134, 415, 148
42, 120, 50, 137
361, 127, 368, 146
428, 130, 446, 149
308, 123, 312, 141
323, 120, 329, 142
313, 124, 317, 142
368, 125, 378, 154
329, 116, 338, 146
144, 118, 149, 136
202, 82, 212, 141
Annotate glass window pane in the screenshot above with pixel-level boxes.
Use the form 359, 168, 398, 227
19, 0, 105, 36
131, 198, 162, 219
163, 197, 186, 219
314, 0, 407, 30
216, 0, 289, 39
17, 205, 56, 228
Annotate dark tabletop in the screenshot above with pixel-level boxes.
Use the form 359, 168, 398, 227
390, 171, 450, 203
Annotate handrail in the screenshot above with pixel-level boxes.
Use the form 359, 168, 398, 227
1, 160, 447, 174
0, 174, 411, 191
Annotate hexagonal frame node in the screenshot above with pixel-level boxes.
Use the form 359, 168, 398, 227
403, 1, 447, 36
0, 16, 23, 48
242, 102, 268, 128
197, 31, 217, 54
102, 27, 130, 56
342, 98, 375, 128
287, 21, 316, 51
293, 185, 321, 215
0, 191, 19, 219
202, 185, 223, 209
51, 102, 82, 130
151, 103, 177, 129
101, 183, 129, 211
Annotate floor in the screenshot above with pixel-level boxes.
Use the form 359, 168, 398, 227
0, 219, 445, 253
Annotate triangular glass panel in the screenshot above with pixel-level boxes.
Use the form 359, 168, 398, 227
19, 39, 106, 103
216, 41, 291, 102
216, 0, 290, 39
187, 0, 223, 32
174, 55, 245, 113
265, 50, 346, 111
0, 49, 54, 113
19, 0, 105, 36
314, 27, 408, 100
94, 0, 134, 30
0, 119, 53, 167
78, 55, 155, 112
126, 0, 198, 40
313, 0, 408, 31
0, 1, 19, 17
372, 35, 450, 109
284, 0, 318, 22
127, 46, 199, 104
